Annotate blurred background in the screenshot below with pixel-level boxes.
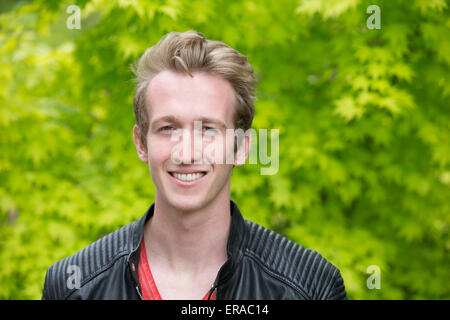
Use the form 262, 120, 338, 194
0, 0, 449, 299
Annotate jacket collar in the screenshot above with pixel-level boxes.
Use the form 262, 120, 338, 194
127, 200, 246, 288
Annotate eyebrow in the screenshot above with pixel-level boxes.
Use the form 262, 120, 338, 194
151, 115, 228, 130
151, 115, 181, 128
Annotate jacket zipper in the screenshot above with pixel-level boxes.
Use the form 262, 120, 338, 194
207, 282, 218, 300
129, 261, 143, 300
135, 285, 143, 300
207, 255, 233, 300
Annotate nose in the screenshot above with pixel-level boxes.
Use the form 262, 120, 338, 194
172, 126, 204, 165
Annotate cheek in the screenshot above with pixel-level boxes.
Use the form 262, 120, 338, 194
147, 137, 173, 167
211, 163, 234, 192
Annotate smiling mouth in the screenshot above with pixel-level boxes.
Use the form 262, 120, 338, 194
169, 172, 207, 182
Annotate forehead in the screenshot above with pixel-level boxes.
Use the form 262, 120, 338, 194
145, 70, 235, 126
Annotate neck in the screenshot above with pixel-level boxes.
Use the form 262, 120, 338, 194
144, 190, 231, 277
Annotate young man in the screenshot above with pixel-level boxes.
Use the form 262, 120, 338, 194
42, 30, 347, 300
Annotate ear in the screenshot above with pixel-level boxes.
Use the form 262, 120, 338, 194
234, 130, 251, 167
133, 124, 148, 163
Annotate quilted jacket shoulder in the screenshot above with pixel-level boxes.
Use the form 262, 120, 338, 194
242, 220, 346, 300
42, 220, 138, 300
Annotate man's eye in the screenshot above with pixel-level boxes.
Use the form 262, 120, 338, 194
202, 127, 214, 131
160, 126, 174, 131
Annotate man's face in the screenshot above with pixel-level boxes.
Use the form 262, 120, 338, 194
133, 70, 245, 212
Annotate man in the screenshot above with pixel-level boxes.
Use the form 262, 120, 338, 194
42, 30, 347, 300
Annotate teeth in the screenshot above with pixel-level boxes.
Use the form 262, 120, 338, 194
172, 172, 205, 182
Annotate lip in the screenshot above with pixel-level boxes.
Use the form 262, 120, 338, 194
167, 171, 208, 188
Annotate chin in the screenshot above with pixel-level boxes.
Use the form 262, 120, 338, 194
167, 195, 209, 213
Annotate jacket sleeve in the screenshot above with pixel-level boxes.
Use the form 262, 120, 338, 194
41, 267, 51, 300
41, 263, 64, 300
41, 264, 59, 300
325, 269, 347, 300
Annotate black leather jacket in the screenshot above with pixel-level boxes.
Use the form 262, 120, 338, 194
42, 200, 347, 300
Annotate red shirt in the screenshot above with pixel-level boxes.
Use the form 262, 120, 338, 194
138, 237, 215, 300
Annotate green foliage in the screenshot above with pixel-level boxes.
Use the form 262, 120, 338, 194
1, 0, 449, 299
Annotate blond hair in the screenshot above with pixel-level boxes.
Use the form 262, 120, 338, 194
131, 30, 257, 149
